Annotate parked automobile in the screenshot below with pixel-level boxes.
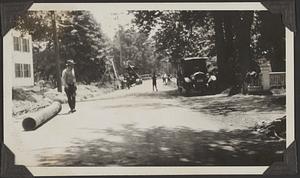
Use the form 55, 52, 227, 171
140, 74, 152, 80
119, 75, 129, 89
177, 57, 209, 96
125, 65, 143, 86
135, 78, 143, 85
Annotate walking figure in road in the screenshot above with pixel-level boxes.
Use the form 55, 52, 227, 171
125, 73, 131, 89
62, 59, 77, 113
152, 72, 158, 91
162, 73, 167, 85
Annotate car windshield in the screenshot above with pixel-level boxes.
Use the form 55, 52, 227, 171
182, 58, 207, 76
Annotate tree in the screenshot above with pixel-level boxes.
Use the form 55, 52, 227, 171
232, 11, 254, 95
212, 11, 255, 94
59, 11, 110, 84
15, 11, 54, 42
132, 10, 284, 95
213, 11, 233, 89
112, 26, 158, 75
16, 11, 111, 85
256, 11, 285, 72
132, 10, 215, 69
16, 11, 66, 91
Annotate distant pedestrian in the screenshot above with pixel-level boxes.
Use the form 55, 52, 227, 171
62, 59, 77, 113
125, 73, 131, 89
152, 72, 158, 91
167, 74, 171, 83
162, 73, 167, 85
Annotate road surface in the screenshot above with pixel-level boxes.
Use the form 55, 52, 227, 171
11, 80, 285, 166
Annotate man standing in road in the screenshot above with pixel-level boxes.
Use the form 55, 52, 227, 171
162, 73, 167, 85
62, 60, 77, 113
152, 72, 158, 92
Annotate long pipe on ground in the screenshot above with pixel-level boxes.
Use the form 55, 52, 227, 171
22, 101, 62, 131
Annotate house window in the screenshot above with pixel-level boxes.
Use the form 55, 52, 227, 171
13, 36, 21, 51
24, 64, 31, 77
15, 63, 23, 78
15, 63, 31, 78
22, 38, 30, 52
14, 36, 30, 52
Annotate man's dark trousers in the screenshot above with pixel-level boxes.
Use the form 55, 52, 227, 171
65, 84, 76, 110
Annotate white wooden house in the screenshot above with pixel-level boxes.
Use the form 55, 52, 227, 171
4, 29, 34, 87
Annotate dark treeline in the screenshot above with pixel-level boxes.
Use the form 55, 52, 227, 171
15, 11, 160, 87
15, 10, 285, 94
132, 11, 285, 94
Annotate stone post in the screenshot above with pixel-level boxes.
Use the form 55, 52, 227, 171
260, 62, 271, 90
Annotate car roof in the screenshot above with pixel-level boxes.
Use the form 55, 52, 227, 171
183, 57, 208, 61
127, 65, 138, 69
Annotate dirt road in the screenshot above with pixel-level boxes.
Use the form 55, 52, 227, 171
11, 79, 285, 166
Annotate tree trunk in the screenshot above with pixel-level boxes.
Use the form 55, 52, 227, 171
22, 102, 62, 131
223, 12, 237, 86
270, 40, 286, 72
224, 12, 235, 60
51, 11, 62, 92
213, 12, 227, 91
259, 12, 285, 72
230, 11, 254, 95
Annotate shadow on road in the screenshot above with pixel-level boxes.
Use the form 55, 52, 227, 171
178, 94, 286, 116
38, 124, 285, 166
133, 89, 286, 116
91, 89, 285, 116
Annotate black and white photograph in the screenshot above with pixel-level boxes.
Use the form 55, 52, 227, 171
2, 1, 296, 176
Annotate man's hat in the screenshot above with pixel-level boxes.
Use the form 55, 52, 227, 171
66, 59, 76, 66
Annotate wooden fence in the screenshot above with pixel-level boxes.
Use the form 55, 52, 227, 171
247, 72, 285, 92
269, 72, 286, 88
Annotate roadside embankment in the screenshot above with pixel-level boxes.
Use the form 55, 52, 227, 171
13, 83, 116, 118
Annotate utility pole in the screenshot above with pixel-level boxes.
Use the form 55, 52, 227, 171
51, 11, 62, 92
110, 57, 120, 89
110, 57, 119, 80
119, 27, 122, 70
113, 13, 123, 73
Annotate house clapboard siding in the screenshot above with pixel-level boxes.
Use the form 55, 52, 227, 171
4, 29, 34, 87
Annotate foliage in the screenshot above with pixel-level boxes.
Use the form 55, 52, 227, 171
254, 11, 285, 72
59, 11, 110, 83
131, 11, 215, 64
15, 11, 54, 42
16, 11, 111, 84
16, 10, 286, 92
112, 26, 158, 75
132, 10, 285, 94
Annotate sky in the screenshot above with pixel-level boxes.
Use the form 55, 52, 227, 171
89, 10, 134, 40
29, 3, 267, 40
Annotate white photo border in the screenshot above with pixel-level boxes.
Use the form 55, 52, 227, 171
3, 2, 295, 176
